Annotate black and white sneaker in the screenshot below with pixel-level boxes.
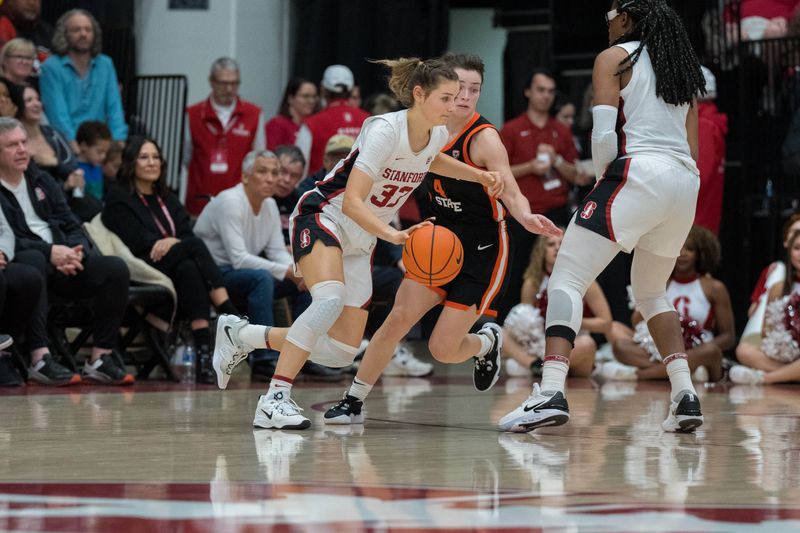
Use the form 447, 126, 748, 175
323, 393, 365, 425
83, 353, 135, 385
0, 352, 23, 387
497, 383, 570, 432
473, 322, 502, 392
28, 354, 81, 386
253, 391, 311, 430
661, 389, 704, 433
0, 334, 12, 351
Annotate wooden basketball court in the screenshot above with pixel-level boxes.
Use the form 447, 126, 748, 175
1, 341, 799, 531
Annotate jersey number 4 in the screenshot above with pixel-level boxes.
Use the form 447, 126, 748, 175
370, 184, 414, 208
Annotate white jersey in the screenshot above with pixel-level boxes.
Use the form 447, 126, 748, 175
667, 275, 713, 329
615, 41, 698, 174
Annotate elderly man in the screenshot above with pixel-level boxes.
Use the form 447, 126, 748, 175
183, 57, 266, 215
39, 9, 127, 145
195, 150, 338, 382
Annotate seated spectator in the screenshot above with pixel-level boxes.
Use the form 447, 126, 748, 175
102, 136, 240, 384
265, 77, 318, 151
68, 120, 110, 221
0, 77, 16, 117
1, 38, 35, 86
296, 64, 369, 174
0, 0, 53, 68
502, 230, 608, 378
0, 117, 132, 385
102, 140, 123, 190
695, 67, 728, 236
730, 229, 800, 384
739, 0, 800, 39
39, 9, 127, 146
273, 144, 308, 242
194, 150, 311, 380
0, 205, 51, 387
301, 134, 354, 191
363, 93, 400, 116
605, 226, 732, 383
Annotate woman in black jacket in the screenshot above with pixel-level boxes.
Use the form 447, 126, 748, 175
102, 136, 238, 384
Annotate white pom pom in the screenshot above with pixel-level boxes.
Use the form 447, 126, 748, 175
632, 321, 662, 362
503, 304, 545, 358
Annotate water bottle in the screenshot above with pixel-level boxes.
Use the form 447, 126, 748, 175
72, 186, 84, 198
181, 344, 196, 384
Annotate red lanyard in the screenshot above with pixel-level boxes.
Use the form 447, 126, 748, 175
137, 193, 176, 238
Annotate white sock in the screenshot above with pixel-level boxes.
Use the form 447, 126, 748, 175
664, 353, 695, 399
267, 376, 292, 401
475, 332, 492, 358
240, 325, 270, 349
540, 355, 570, 394
348, 378, 373, 401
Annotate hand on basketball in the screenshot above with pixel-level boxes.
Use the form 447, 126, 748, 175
520, 213, 563, 238
479, 170, 504, 197
386, 219, 434, 245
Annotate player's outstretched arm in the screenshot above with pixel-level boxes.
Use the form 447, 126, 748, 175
429, 152, 503, 197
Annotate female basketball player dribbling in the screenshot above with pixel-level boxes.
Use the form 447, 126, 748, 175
499, 0, 708, 434
212, 56, 503, 430
323, 53, 562, 425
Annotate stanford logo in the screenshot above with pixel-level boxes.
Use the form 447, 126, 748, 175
35, 187, 46, 201
580, 201, 597, 220
299, 228, 311, 248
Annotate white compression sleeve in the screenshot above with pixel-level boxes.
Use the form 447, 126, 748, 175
591, 105, 619, 179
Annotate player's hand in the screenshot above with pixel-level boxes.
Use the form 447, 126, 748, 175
520, 213, 563, 238
479, 170, 503, 197
385, 219, 433, 245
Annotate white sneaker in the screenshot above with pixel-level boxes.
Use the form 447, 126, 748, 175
383, 344, 433, 377
692, 365, 710, 383
253, 391, 311, 430
252, 429, 307, 481
497, 383, 570, 433
213, 315, 254, 389
598, 360, 638, 381
661, 389, 703, 433
505, 358, 530, 377
729, 365, 765, 385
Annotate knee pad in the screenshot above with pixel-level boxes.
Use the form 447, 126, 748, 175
285, 280, 345, 351
308, 334, 360, 368
544, 285, 584, 345
635, 293, 674, 322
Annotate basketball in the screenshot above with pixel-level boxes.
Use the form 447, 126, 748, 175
402, 225, 463, 287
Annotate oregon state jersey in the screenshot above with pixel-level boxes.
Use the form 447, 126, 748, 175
425, 113, 507, 227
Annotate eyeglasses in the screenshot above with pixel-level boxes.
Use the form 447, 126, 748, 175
605, 9, 619, 25
6, 55, 34, 62
137, 154, 162, 163
212, 78, 240, 88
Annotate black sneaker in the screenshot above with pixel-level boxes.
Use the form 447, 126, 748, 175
83, 353, 135, 385
0, 334, 12, 351
662, 389, 704, 432
196, 344, 215, 384
299, 361, 344, 382
323, 393, 364, 424
0, 353, 23, 387
28, 354, 81, 386
473, 322, 502, 392
251, 359, 276, 382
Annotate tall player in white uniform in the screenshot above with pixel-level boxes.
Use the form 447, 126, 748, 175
212, 57, 502, 430
499, 0, 709, 433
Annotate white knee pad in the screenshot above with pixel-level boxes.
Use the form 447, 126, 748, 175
285, 280, 345, 351
545, 284, 584, 344
635, 293, 675, 322
308, 334, 360, 368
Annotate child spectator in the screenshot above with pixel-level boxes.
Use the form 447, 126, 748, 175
75, 120, 111, 202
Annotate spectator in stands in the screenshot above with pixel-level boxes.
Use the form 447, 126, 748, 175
194, 149, 313, 381
265, 77, 318, 151
273, 144, 308, 242
0, 77, 16, 117
739, 0, 800, 40
1, 38, 35, 86
0, 0, 52, 69
296, 64, 369, 174
695, 67, 728, 236
730, 228, 800, 384
183, 57, 266, 216
39, 9, 127, 147
103, 136, 240, 384
603, 225, 732, 383
102, 141, 123, 183
363, 93, 401, 116
0, 117, 132, 385
62, 120, 109, 221
0, 206, 49, 387
301, 134, 354, 191
499, 68, 583, 321
348, 83, 362, 109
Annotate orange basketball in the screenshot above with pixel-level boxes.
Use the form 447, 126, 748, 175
402, 225, 463, 287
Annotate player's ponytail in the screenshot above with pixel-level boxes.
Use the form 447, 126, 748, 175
372, 56, 458, 108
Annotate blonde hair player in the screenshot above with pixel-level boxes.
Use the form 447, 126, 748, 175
499, 0, 709, 434
321, 53, 562, 425
212, 56, 503, 430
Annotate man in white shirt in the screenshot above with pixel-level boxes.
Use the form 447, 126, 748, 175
195, 149, 318, 379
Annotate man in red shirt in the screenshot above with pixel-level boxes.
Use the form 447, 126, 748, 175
182, 57, 266, 215
296, 64, 369, 174
695, 67, 728, 236
499, 68, 584, 320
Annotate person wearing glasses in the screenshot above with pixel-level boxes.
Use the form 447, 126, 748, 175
499, 0, 708, 434
0, 38, 37, 87
103, 136, 241, 384
182, 57, 266, 216
39, 9, 128, 149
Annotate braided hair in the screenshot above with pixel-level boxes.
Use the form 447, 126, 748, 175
612, 0, 705, 106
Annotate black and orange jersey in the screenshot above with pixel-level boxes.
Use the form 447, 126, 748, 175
424, 112, 507, 228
